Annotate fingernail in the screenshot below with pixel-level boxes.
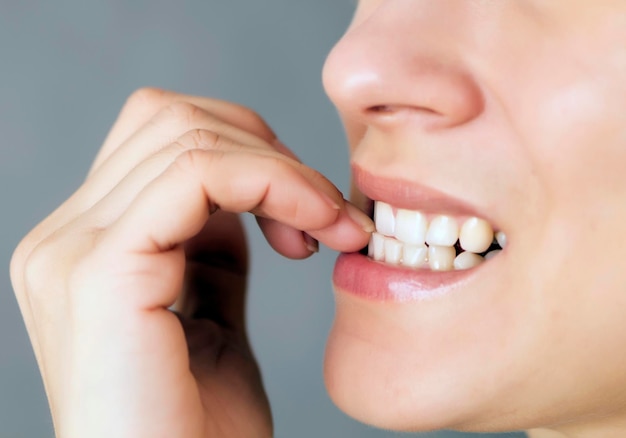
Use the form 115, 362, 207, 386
303, 232, 319, 253
344, 203, 375, 233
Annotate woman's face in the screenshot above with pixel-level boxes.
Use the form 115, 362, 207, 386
323, 1, 626, 435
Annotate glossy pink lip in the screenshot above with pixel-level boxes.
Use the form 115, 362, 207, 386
333, 253, 477, 301
333, 165, 492, 302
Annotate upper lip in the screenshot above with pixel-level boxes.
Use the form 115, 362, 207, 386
352, 163, 496, 223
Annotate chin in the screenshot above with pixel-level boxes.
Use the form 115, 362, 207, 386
324, 262, 536, 434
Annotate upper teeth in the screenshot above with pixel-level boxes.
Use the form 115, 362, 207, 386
369, 201, 505, 271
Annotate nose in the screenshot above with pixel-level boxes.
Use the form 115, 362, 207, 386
323, 1, 484, 131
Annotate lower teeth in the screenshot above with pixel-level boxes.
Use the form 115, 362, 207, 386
367, 232, 503, 271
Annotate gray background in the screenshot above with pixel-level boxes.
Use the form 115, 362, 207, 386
0, 1, 525, 437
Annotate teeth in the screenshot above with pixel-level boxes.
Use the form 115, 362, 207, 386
428, 246, 456, 271
374, 201, 395, 236
370, 232, 385, 261
394, 209, 428, 245
402, 244, 429, 268
454, 252, 484, 270
384, 238, 403, 264
369, 233, 429, 268
485, 250, 502, 260
459, 217, 493, 253
369, 201, 505, 271
496, 231, 507, 249
426, 215, 459, 247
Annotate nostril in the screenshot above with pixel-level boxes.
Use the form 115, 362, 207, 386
368, 105, 395, 113
367, 105, 440, 115
364, 104, 447, 129
366, 105, 439, 114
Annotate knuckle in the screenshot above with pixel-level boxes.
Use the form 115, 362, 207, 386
173, 146, 226, 177
20, 228, 101, 308
178, 129, 222, 151
235, 106, 274, 139
10, 222, 56, 293
168, 129, 211, 159
162, 101, 207, 128
177, 129, 235, 151
10, 236, 34, 293
173, 147, 208, 174
19, 234, 63, 298
124, 87, 169, 115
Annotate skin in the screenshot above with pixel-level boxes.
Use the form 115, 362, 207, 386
10, 88, 374, 438
323, 1, 626, 437
9, 1, 626, 437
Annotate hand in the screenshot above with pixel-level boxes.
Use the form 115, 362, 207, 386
10, 88, 373, 438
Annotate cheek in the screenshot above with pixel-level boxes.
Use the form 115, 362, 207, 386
499, 42, 626, 419
520, 67, 626, 288
534, 84, 626, 197
512, 30, 626, 215
503, 30, 626, 285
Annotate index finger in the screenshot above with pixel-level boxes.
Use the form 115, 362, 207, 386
99, 149, 369, 309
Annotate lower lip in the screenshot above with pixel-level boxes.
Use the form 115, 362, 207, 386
333, 253, 477, 302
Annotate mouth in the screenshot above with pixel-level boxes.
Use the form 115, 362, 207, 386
333, 166, 507, 302
366, 201, 505, 271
